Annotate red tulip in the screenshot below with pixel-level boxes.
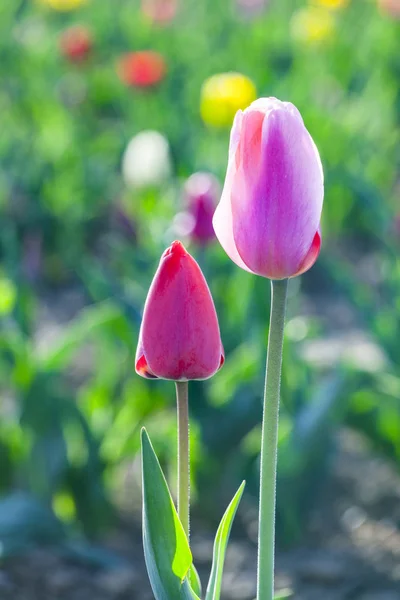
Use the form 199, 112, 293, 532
59, 25, 92, 63
117, 51, 167, 88
136, 241, 224, 381
183, 173, 219, 245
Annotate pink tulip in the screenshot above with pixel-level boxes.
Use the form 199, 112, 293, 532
136, 240, 224, 381
213, 97, 324, 279
184, 172, 220, 245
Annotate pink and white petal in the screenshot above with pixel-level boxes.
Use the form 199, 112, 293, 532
213, 160, 253, 274
291, 228, 321, 278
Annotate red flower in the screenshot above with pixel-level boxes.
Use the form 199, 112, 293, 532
118, 51, 167, 88
59, 25, 92, 63
136, 241, 224, 381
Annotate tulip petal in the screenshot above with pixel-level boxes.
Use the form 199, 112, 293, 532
213, 111, 254, 274
135, 337, 158, 378
292, 228, 321, 278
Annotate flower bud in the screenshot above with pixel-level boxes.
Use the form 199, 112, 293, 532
40, 0, 87, 10
213, 97, 324, 279
183, 173, 220, 245
378, 0, 400, 19
117, 51, 167, 88
60, 26, 92, 63
291, 7, 335, 45
200, 73, 257, 128
141, 0, 179, 25
122, 131, 172, 189
136, 241, 224, 381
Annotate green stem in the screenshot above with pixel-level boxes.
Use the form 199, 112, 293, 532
257, 278, 288, 600
175, 381, 190, 539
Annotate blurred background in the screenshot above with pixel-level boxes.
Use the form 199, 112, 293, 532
0, 0, 400, 598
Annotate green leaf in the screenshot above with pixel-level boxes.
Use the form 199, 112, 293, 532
205, 481, 245, 600
274, 591, 293, 599
190, 564, 202, 598
141, 428, 200, 600
37, 302, 124, 372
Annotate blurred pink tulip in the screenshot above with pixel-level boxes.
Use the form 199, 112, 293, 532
141, 0, 178, 24
213, 97, 324, 279
378, 0, 400, 18
184, 173, 220, 245
235, 0, 269, 19
136, 241, 224, 381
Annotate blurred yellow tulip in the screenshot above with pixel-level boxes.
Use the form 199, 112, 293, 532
311, 0, 349, 9
291, 7, 335, 45
200, 73, 257, 128
39, 0, 87, 10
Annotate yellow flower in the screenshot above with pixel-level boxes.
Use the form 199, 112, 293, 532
200, 73, 257, 128
39, 0, 87, 11
311, 0, 349, 9
291, 7, 335, 45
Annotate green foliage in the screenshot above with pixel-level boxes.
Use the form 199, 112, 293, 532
205, 481, 245, 600
141, 428, 199, 600
0, 0, 399, 551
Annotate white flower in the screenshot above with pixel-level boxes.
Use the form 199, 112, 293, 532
122, 131, 172, 189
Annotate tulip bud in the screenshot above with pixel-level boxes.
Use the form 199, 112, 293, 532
312, 0, 349, 8
60, 26, 92, 63
291, 7, 335, 45
40, 0, 87, 10
213, 97, 324, 279
235, 0, 269, 19
378, 0, 400, 19
183, 173, 220, 245
117, 51, 167, 88
122, 130, 172, 189
136, 241, 224, 381
141, 0, 178, 25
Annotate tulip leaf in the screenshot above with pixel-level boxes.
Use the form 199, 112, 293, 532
205, 481, 245, 600
190, 564, 202, 598
141, 429, 200, 600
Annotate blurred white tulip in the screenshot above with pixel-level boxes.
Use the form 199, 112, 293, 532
122, 130, 172, 189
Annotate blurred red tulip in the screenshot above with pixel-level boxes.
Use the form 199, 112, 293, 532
183, 173, 220, 245
141, 0, 178, 25
59, 25, 92, 63
136, 241, 224, 381
118, 51, 167, 88
378, 0, 400, 18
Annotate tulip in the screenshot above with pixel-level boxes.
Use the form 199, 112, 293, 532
141, 0, 179, 25
40, 0, 87, 10
213, 97, 324, 279
136, 240, 224, 381
291, 7, 335, 44
235, 0, 269, 19
200, 72, 257, 128
378, 0, 400, 19
117, 51, 167, 88
122, 130, 172, 189
311, 0, 349, 8
60, 26, 92, 63
183, 172, 219, 245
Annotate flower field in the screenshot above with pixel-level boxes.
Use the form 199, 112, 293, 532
0, 0, 399, 598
